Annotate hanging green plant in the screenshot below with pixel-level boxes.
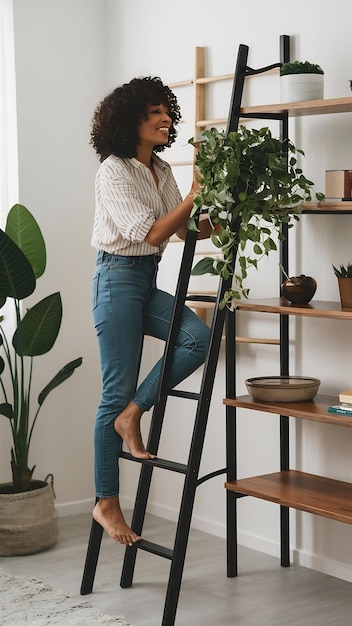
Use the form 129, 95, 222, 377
188, 125, 324, 309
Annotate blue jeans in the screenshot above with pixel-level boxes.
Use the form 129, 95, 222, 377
91, 251, 210, 498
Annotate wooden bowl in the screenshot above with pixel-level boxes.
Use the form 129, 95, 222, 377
245, 376, 320, 402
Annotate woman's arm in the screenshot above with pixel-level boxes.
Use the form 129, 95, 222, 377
145, 179, 214, 247
144, 192, 195, 247
175, 214, 213, 241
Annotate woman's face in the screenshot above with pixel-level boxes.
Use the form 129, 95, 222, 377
137, 103, 172, 149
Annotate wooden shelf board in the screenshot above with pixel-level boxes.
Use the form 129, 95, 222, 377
241, 96, 352, 118
236, 298, 352, 320
304, 202, 352, 213
225, 470, 352, 524
223, 393, 352, 427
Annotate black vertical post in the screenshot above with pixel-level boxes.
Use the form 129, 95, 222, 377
279, 34, 291, 568
226, 308, 237, 577
226, 45, 249, 135
280, 34, 290, 67
224, 44, 249, 579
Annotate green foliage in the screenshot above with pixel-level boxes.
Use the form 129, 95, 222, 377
188, 126, 324, 308
333, 263, 352, 278
280, 61, 324, 76
0, 204, 83, 492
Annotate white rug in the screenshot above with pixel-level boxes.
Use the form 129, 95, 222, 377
0, 570, 131, 626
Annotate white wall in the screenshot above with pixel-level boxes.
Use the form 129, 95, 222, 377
1, 0, 108, 512
5, 0, 352, 582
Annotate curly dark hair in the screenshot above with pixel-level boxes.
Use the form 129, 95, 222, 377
90, 76, 181, 162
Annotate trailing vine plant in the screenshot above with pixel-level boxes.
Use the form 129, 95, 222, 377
188, 125, 324, 309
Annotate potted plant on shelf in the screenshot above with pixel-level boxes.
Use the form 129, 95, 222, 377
188, 125, 324, 309
0, 203, 83, 555
280, 60, 324, 103
333, 263, 352, 308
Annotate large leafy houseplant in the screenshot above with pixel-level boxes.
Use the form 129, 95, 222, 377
188, 125, 324, 309
0, 204, 82, 493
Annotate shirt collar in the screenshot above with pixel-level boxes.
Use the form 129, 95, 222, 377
130, 153, 170, 172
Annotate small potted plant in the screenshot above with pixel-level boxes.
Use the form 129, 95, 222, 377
280, 60, 324, 103
188, 125, 324, 309
333, 263, 352, 308
0, 204, 83, 555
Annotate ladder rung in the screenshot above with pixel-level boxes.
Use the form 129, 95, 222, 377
120, 451, 188, 474
185, 294, 217, 303
168, 389, 200, 400
136, 539, 174, 560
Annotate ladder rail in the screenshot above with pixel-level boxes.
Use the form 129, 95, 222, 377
120, 226, 200, 588
161, 272, 233, 625
155, 227, 198, 402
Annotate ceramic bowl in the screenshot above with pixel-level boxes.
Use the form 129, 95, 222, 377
245, 376, 320, 402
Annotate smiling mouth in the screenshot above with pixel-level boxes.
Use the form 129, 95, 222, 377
158, 127, 169, 134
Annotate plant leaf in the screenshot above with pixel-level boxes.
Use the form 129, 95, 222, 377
38, 357, 83, 406
0, 228, 36, 299
191, 257, 219, 276
0, 403, 14, 419
6, 204, 46, 279
13, 292, 62, 356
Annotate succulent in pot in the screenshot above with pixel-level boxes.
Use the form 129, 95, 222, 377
332, 263, 352, 278
333, 263, 352, 309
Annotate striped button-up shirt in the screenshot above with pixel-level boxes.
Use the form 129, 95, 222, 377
91, 153, 183, 256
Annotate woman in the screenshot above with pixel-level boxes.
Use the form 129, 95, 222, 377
90, 76, 212, 547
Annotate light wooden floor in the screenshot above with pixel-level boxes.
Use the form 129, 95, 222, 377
1, 511, 351, 626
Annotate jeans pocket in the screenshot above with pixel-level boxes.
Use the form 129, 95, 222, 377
109, 256, 136, 269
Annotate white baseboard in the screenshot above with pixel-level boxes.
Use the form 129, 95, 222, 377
292, 548, 352, 583
56, 496, 352, 584
56, 498, 95, 517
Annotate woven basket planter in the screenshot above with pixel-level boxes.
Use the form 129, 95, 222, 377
0, 475, 58, 556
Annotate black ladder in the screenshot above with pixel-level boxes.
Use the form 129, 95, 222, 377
80, 227, 234, 626
80, 36, 290, 626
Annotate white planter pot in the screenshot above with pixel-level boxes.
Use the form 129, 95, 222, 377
280, 73, 324, 103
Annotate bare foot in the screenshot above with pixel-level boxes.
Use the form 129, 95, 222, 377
114, 401, 155, 459
93, 497, 141, 546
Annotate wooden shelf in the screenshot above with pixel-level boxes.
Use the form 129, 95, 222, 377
223, 394, 352, 428
225, 470, 352, 524
303, 202, 352, 213
241, 96, 352, 118
236, 298, 352, 320
187, 296, 352, 320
